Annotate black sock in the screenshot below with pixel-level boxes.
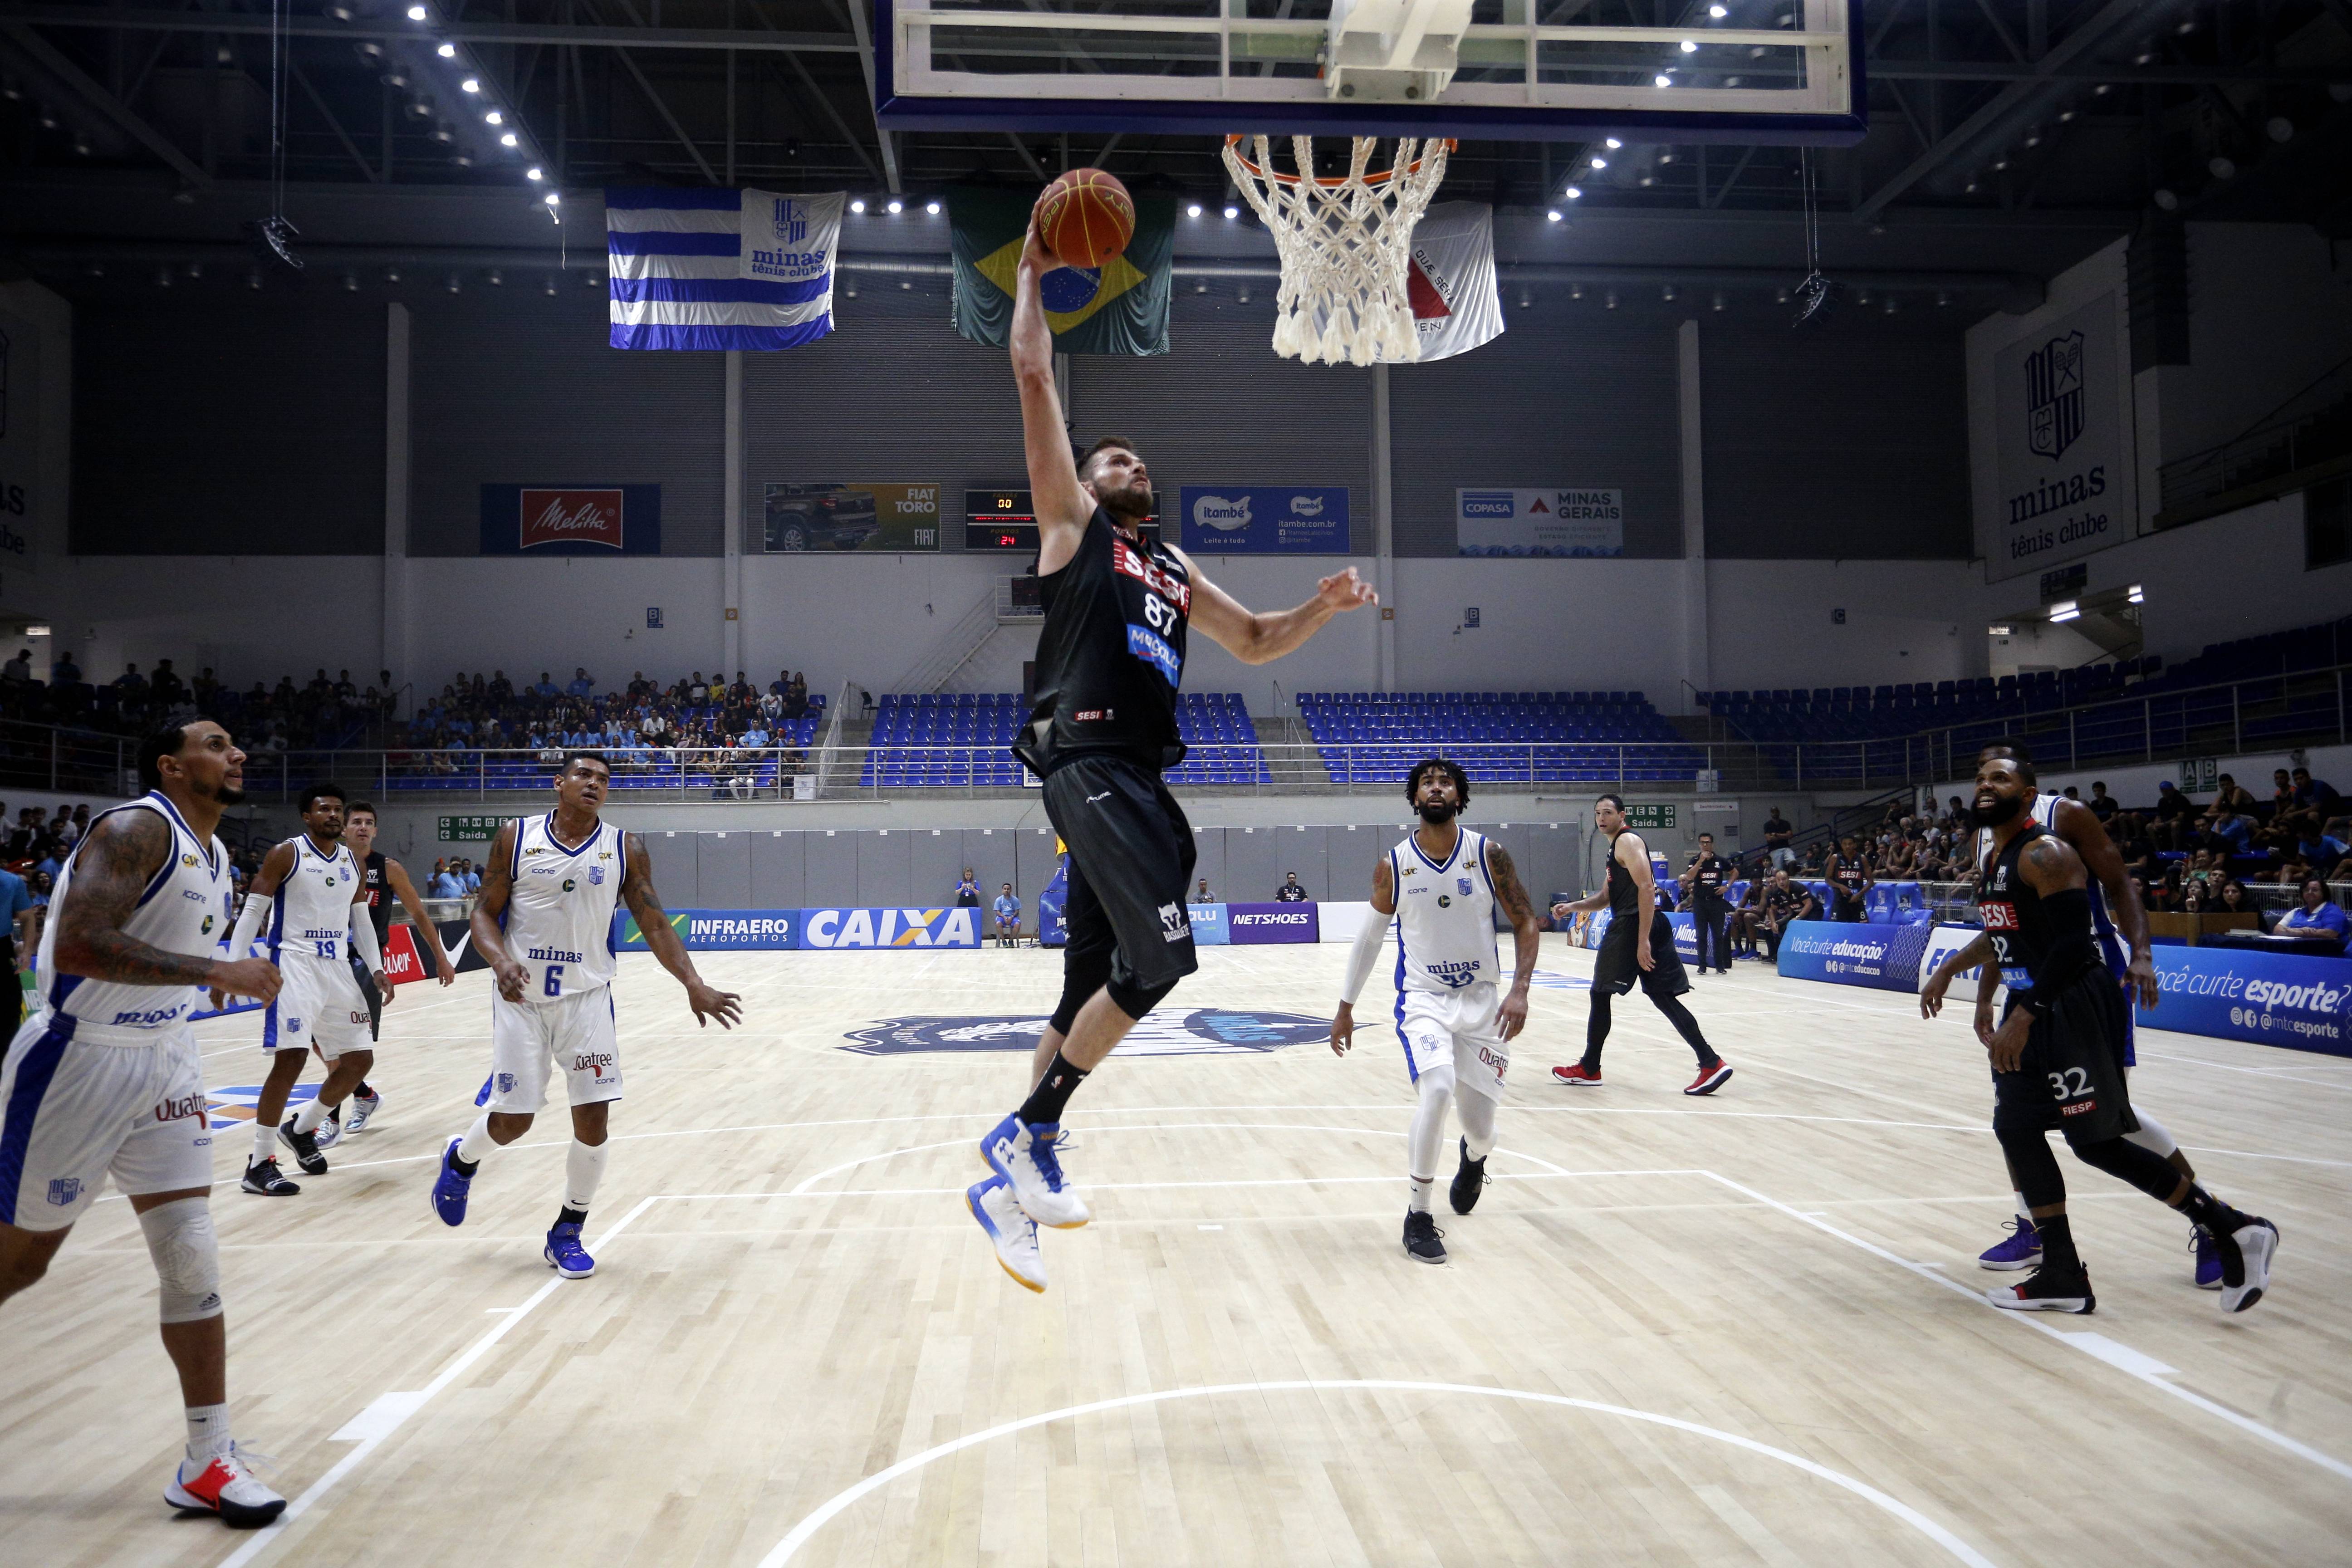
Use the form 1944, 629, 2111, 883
1652, 995, 1720, 1068
1017, 1050, 1089, 1126
2175, 1183, 2249, 1238
451, 1148, 480, 1177
2036, 1212, 2082, 1276
355, 1080, 375, 1098
1583, 993, 1612, 1071
557, 1205, 588, 1228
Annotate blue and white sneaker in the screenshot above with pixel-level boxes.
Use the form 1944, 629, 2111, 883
966, 1175, 1045, 1293
1978, 1217, 2042, 1271
981, 1113, 1090, 1229
311, 1110, 343, 1152
2192, 1226, 2223, 1290
2219, 1218, 2278, 1314
544, 1223, 596, 1279
344, 1088, 383, 1134
430, 1137, 473, 1227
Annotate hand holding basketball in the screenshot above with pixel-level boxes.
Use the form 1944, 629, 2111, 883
1031, 167, 1135, 270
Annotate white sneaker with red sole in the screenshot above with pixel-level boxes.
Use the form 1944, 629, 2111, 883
1684, 1061, 1735, 1096
1550, 1064, 1603, 1087
165, 1445, 285, 1528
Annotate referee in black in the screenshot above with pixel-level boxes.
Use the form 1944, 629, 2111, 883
968, 213, 1377, 1290
1682, 832, 1734, 975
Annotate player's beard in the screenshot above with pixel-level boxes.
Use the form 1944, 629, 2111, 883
197, 776, 246, 807
1970, 794, 2023, 828
1416, 798, 1458, 826
1097, 477, 1153, 520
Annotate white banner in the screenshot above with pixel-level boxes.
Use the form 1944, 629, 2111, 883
1455, 488, 1625, 557
1406, 203, 1504, 363
1987, 293, 2134, 582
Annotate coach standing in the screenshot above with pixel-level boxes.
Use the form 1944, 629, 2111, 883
1683, 833, 1734, 976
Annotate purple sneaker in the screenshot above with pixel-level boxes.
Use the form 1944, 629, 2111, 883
1978, 1217, 2042, 1271
2192, 1226, 2223, 1290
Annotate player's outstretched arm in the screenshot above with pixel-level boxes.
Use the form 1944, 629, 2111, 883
57, 811, 281, 1003
1174, 552, 1377, 666
383, 856, 459, 985
1487, 843, 1541, 1042
1331, 856, 1396, 1056
470, 822, 529, 1003
1011, 229, 1092, 572
620, 833, 742, 1030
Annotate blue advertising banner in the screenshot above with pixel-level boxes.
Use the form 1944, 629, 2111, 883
1229, 902, 1320, 944
1665, 910, 1698, 963
480, 484, 664, 555
2142, 946, 2352, 1057
1774, 919, 1934, 993
1177, 486, 1349, 554
1188, 903, 1230, 946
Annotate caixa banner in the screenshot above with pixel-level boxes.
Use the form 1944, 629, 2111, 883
1227, 902, 1319, 944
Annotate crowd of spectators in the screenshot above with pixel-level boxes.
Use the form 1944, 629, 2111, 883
393, 666, 819, 778
0, 650, 393, 751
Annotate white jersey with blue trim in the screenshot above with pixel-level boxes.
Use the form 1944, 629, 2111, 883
1389, 828, 1499, 995
503, 813, 627, 1000
34, 792, 233, 1037
270, 836, 361, 962
1978, 791, 2125, 982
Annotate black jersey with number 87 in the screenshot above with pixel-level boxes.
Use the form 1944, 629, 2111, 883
1016, 508, 1192, 777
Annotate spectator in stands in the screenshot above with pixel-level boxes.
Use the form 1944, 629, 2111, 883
1728, 876, 1765, 959
2115, 814, 2158, 882
458, 859, 482, 896
1880, 831, 1917, 878
0, 649, 30, 684
1194, 876, 1216, 903
2212, 772, 2258, 815
429, 862, 464, 900
1762, 808, 1794, 868
2146, 779, 2197, 849
2086, 781, 2118, 825
2270, 768, 2297, 820
1800, 839, 1829, 874
2294, 766, 2341, 820
1275, 872, 1309, 902
992, 884, 1022, 947
2204, 800, 2254, 857
113, 663, 148, 701
1755, 870, 1817, 961
49, 649, 78, 684
2311, 818, 2350, 880
2278, 876, 2349, 951
567, 667, 596, 698
534, 671, 560, 698
689, 673, 710, 703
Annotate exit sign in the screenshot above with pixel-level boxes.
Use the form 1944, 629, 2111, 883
1623, 804, 1676, 830
440, 814, 518, 842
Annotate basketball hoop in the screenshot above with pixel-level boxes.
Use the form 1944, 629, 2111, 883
1222, 135, 1454, 368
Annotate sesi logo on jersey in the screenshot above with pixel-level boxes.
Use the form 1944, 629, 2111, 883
1981, 902, 2019, 929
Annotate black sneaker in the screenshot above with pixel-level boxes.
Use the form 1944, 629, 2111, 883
1402, 1209, 1447, 1265
1448, 1137, 1487, 1215
278, 1117, 328, 1176
241, 1157, 300, 1196
1987, 1264, 2094, 1314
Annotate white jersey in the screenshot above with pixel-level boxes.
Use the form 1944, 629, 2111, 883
36, 792, 233, 1038
503, 813, 627, 1001
269, 835, 361, 962
1389, 828, 1499, 996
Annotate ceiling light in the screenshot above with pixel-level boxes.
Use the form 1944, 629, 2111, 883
544, 276, 558, 295
487, 269, 503, 286
1223, 203, 1239, 219
245, 270, 261, 289
1680, 39, 1697, 52
1546, 208, 1561, 221
2174, 16, 2197, 33
1711, 291, 1725, 312
1605, 137, 1622, 149
1568, 282, 1584, 300
462, 78, 480, 93
1603, 289, 1619, 310
1237, 286, 1251, 304
1991, 157, 2009, 171
2058, 107, 2078, 122
1590, 156, 1607, 169
327, 3, 353, 19
1661, 284, 1676, 302
485, 110, 503, 125
2210, 156, 2235, 178
155, 266, 172, 289
2267, 116, 2294, 142
544, 191, 560, 205
436, 42, 456, 58
2049, 601, 2079, 622
445, 273, 461, 293
2023, 127, 2042, 147
1774, 286, 1789, 304
185, 262, 201, 279
1564, 185, 1582, 199
500, 132, 518, 147
384, 266, 401, 283
2127, 584, 2144, 603
585, 271, 602, 287
1709, 2, 1727, 14
886, 198, 903, 213
2133, 41, 2156, 64
407, 4, 427, 19
2094, 82, 2111, 95
526, 166, 543, 180
343, 271, 358, 292
1655, 74, 1673, 88
1988, 624, 2013, 637
1516, 289, 1532, 309
1192, 278, 1207, 294
1725, 75, 1742, 85
1935, 289, 1951, 308
1639, 176, 1654, 186
925, 199, 941, 215
1882, 295, 1898, 314
1186, 203, 1202, 217
850, 198, 865, 213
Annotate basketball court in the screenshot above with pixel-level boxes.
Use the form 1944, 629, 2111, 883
6, 937, 2347, 1567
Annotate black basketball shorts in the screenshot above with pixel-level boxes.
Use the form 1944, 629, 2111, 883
1992, 966, 2138, 1145
1592, 908, 1691, 1000
1041, 754, 1200, 997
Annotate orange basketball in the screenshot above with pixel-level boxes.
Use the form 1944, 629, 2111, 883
1033, 168, 1135, 270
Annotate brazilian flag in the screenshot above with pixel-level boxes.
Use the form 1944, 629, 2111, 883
949, 186, 1173, 356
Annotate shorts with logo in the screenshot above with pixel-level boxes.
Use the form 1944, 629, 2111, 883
0, 1015, 213, 1230
487, 987, 622, 1113
1992, 965, 2137, 1145
1396, 984, 1509, 1101
1592, 909, 1691, 1000
263, 952, 375, 1061
1042, 754, 1200, 998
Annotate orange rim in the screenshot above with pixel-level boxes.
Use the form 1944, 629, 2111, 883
1222, 134, 1457, 188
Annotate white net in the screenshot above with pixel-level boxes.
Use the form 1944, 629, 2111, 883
1221, 135, 1452, 368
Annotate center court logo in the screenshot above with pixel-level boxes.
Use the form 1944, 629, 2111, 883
843, 1009, 1328, 1057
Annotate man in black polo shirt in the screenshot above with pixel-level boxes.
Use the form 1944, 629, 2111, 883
1681, 833, 1734, 975
1756, 869, 1818, 961
1274, 872, 1309, 903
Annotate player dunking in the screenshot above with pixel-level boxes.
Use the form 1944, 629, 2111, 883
312, 800, 456, 1149
966, 215, 1376, 1292
0, 722, 288, 1525
1928, 754, 2275, 1314
223, 782, 391, 1196
1923, 738, 2220, 1285
430, 753, 740, 1277
1330, 759, 1541, 1264
1549, 794, 1733, 1093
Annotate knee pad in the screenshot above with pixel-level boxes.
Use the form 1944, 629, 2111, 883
2122, 1108, 2177, 1160
1106, 975, 1178, 1022
137, 1197, 223, 1324
2067, 1131, 2181, 1200
1048, 947, 1114, 1035
1995, 1125, 2066, 1211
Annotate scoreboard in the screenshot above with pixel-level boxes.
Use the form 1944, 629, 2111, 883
964, 489, 1157, 550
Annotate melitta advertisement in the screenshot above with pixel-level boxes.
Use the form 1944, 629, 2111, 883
1176, 485, 1349, 554
1226, 902, 1321, 944
1986, 293, 2136, 582
480, 483, 663, 554
1455, 488, 1624, 557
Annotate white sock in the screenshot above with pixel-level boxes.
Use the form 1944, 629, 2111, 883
564, 1139, 610, 1212
1409, 1176, 1435, 1213
2014, 1191, 2033, 1224
1458, 1090, 1498, 1161
456, 1112, 496, 1166
292, 1096, 329, 1135
1408, 1070, 1452, 1214
185, 1402, 232, 1463
252, 1120, 277, 1163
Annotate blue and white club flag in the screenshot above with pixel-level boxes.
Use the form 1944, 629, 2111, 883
606, 187, 844, 351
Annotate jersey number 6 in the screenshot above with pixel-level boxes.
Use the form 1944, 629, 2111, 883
544, 964, 564, 997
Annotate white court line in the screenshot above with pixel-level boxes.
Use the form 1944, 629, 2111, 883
1695, 1169, 2352, 1485
752, 1380, 2004, 1568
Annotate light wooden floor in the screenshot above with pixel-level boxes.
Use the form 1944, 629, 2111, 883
5, 937, 2350, 1568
